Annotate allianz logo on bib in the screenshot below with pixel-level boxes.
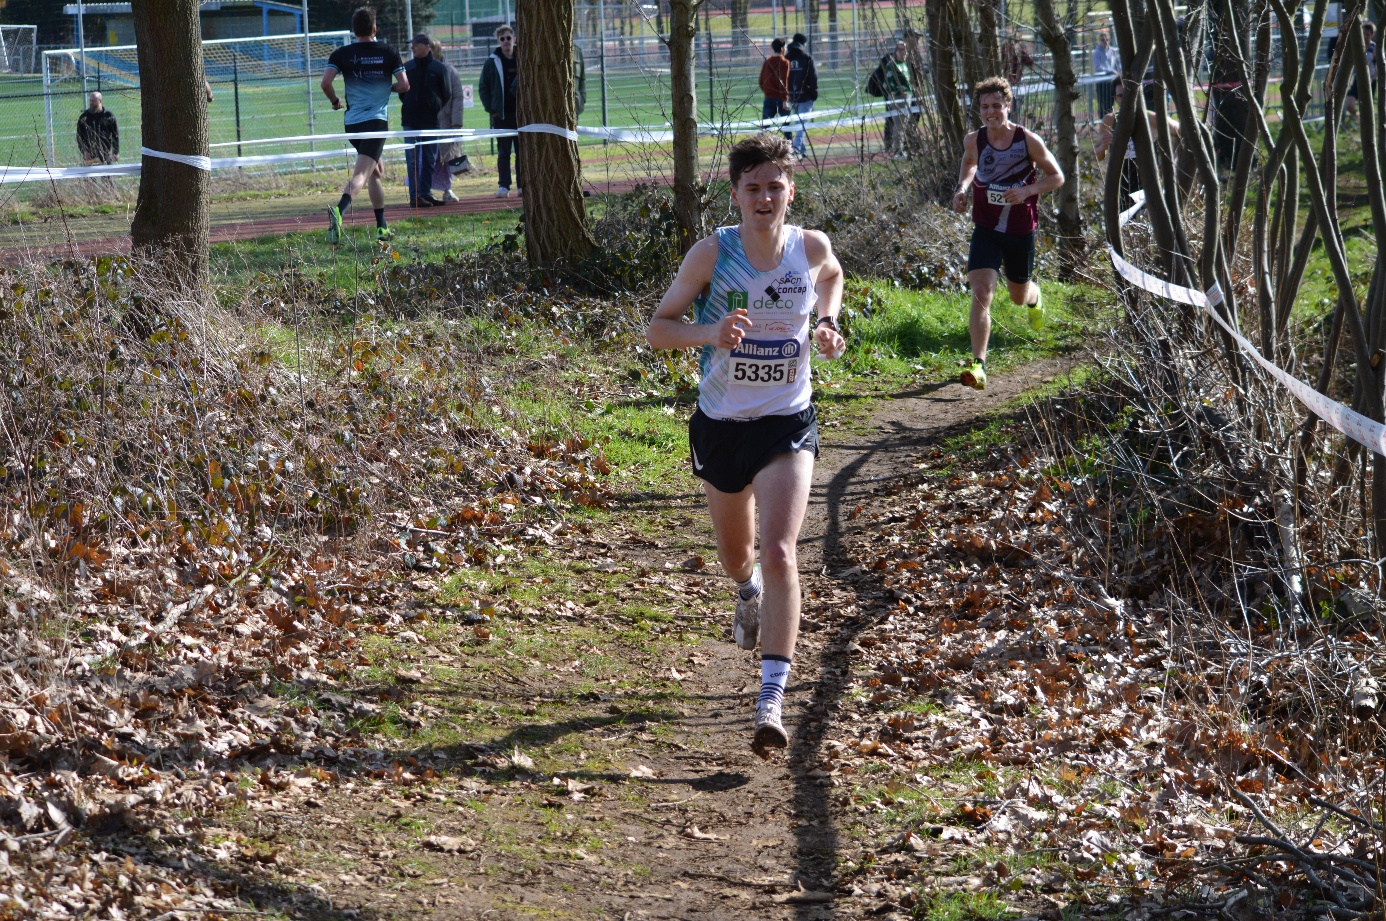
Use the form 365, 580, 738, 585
732, 338, 801, 359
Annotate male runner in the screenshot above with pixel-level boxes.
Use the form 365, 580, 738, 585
321, 7, 408, 244
647, 133, 846, 756
951, 76, 1064, 390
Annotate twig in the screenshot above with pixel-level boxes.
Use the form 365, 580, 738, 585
1309, 795, 1385, 832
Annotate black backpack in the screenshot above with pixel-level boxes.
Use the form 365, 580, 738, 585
866, 60, 886, 97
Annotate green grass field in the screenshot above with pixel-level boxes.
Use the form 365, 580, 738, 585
0, 4, 905, 178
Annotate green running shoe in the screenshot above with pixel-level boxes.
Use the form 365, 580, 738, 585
1028, 288, 1045, 332
376, 226, 395, 242
960, 361, 987, 391
326, 205, 344, 245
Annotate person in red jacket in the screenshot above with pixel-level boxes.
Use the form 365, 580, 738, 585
759, 38, 791, 141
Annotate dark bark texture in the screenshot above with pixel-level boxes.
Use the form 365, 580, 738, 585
668, 0, 704, 254
1034, 0, 1082, 277
130, 0, 210, 286
925, 0, 966, 158
516, 0, 596, 269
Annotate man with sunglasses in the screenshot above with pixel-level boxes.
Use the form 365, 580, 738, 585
479, 24, 521, 198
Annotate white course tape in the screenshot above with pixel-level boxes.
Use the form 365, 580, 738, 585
0, 162, 142, 183
140, 147, 212, 171
1117, 189, 1146, 228
518, 123, 580, 141
4, 99, 907, 185
1111, 190, 1386, 457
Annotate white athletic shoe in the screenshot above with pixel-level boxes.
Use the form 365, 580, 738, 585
495, 186, 509, 198
441, 190, 460, 203
733, 571, 761, 651
752, 700, 789, 756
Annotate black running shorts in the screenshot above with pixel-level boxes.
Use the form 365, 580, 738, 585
347, 118, 388, 163
967, 225, 1037, 284
688, 405, 819, 494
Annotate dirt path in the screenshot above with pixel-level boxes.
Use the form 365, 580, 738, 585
213, 361, 1069, 921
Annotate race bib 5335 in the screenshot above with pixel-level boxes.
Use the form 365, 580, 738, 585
729, 338, 801, 387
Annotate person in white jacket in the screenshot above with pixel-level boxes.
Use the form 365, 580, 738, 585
430, 39, 467, 202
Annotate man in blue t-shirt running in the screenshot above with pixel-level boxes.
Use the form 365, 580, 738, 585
320, 7, 408, 243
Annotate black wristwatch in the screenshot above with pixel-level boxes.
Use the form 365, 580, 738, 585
815, 315, 840, 332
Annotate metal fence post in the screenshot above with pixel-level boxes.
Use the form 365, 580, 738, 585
599, 0, 609, 128
706, 3, 714, 123
42, 52, 55, 164
233, 51, 243, 158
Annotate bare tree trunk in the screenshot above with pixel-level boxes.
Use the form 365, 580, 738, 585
925, 0, 966, 159
948, 0, 986, 124
1033, 0, 1082, 277
516, 0, 596, 269
826, 0, 838, 69
669, 0, 704, 254
730, 0, 751, 48
130, 0, 209, 287
977, 0, 1003, 80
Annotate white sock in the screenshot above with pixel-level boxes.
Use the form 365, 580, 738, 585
759, 655, 791, 707
737, 563, 763, 601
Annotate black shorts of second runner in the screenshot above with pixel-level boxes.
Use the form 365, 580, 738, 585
347, 119, 389, 163
967, 225, 1037, 284
688, 405, 819, 494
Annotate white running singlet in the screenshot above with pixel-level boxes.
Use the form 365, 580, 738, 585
694, 225, 818, 420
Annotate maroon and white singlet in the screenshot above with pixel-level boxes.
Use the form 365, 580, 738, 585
971, 126, 1039, 235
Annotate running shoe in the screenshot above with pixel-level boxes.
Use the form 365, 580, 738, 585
733, 566, 762, 651
1029, 287, 1045, 332
495, 186, 510, 198
326, 205, 344, 245
752, 700, 789, 756
960, 361, 987, 391
441, 190, 460, 202
376, 226, 394, 242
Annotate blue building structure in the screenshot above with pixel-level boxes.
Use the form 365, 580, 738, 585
62, 1, 307, 47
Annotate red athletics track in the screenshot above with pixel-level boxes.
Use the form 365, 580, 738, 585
2, 142, 880, 262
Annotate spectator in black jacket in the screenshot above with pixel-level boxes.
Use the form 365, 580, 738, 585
786, 34, 818, 160
400, 33, 452, 207
76, 91, 119, 165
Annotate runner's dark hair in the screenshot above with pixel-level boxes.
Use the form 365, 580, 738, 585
974, 76, 1012, 104
351, 7, 375, 37
729, 133, 795, 186
771, 37, 786, 53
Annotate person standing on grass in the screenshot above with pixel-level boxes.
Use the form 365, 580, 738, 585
1001, 34, 1035, 121
400, 33, 452, 208
646, 133, 846, 757
1095, 77, 1181, 210
77, 91, 119, 165
951, 76, 1064, 391
786, 33, 818, 160
881, 40, 912, 158
430, 38, 466, 203
480, 23, 521, 198
1092, 30, 1120, 116
1346, 21, 1377, 121
759, 38, 792, 142
322, 7, 408, 244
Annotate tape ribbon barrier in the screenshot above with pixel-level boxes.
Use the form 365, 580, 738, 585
1113, 189, 1386, 457
0, 98, 914, 184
